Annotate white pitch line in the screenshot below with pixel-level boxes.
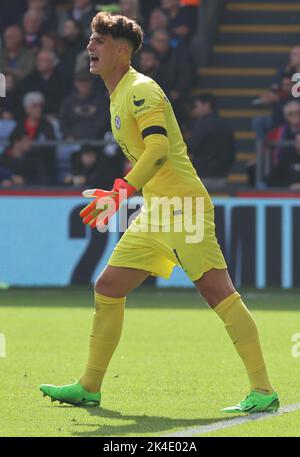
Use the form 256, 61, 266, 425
163, 402, 300, 437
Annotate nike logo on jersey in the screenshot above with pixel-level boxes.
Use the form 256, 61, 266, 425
133, 96, 145, 107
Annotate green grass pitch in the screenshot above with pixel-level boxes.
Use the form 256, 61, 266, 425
0, 287, 299, 437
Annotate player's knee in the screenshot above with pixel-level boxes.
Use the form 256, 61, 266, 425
198, 281, 236, 308
94, 273, 123, 297
94, 275, 112, 296
195, 269, 236, 307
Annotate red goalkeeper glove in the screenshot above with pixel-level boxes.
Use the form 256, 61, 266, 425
79, 178, 137, 229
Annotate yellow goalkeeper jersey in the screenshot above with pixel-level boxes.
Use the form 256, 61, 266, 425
109, 66, 213, 221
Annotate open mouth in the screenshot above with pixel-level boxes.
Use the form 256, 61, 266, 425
90, 56, 99, 63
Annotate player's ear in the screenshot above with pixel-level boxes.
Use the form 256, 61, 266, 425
119, 39, 131, 56
116, 39, 124, 53
120, 42, 127, 54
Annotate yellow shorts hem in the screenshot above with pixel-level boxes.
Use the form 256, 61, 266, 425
189, 263, 228, 282
107, 260, 173, 281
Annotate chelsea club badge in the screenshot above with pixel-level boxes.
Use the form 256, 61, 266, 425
115, 115, 121, 129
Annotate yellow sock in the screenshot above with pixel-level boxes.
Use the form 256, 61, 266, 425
80, 292, 125, 392
214, 292, 274, 394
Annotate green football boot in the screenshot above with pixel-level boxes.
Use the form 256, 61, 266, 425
222, 390, 280, 414
40, 381, 101, 407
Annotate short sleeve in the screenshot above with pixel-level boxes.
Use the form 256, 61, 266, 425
127, 81, 168, 139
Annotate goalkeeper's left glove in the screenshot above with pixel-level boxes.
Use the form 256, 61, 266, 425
79, 178, 137, 229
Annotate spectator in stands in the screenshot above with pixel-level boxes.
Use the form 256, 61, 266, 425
59, 71, 110, 141
21, 92, 55, 139
59, 19, 86, 80
0, 74, 22, 120
252, 73, 294, 141
273, 45, 300, 87
288, 45, 300, 76
0, 129, 39, 187
139, 0, 160, 20
64, 144, 100, 187
160, 0, 197, 45
40, 32, 64, 57
65, 0, 98, 40
149, 29, 195, 121
248, 98, 300, 187
22, 49, 69, 116
27, 0, 57, 33
119, 0, 142, 21
186, 93, 236, 190
137, 46, 160, 81
75, 48, 90, 75
65, 143, 123, 188
13, 91, 56, 183
266, 132, 300, 189
268, 101, 300, 161
0, 74, 19, 153
147, 7, 169, 37
22, 9, 43, 51
0, 25, 36, 82
64, 144, 101, 187
272, 101, 300, 143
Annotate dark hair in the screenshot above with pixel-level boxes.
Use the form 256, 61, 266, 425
194, 93, 217, 110
91, 12, 143, 55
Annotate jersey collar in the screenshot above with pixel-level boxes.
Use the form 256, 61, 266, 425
110, 66, 135, 101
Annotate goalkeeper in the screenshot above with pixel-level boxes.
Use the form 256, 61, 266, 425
40, 12, 279, 414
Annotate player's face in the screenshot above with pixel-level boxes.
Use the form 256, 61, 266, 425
87, 33, 119, 76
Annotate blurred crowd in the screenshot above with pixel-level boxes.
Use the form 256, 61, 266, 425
250, 45, 300, 189
0, 0, 237, 191
2, 1, 300, 191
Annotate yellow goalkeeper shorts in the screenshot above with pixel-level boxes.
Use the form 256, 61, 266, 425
108, 208, 227, 282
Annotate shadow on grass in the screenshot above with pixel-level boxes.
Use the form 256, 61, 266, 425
1, 286, 300, 310
67, 406, 228, 437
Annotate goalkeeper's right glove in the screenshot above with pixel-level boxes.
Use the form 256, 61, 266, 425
79, 178, 137, 229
